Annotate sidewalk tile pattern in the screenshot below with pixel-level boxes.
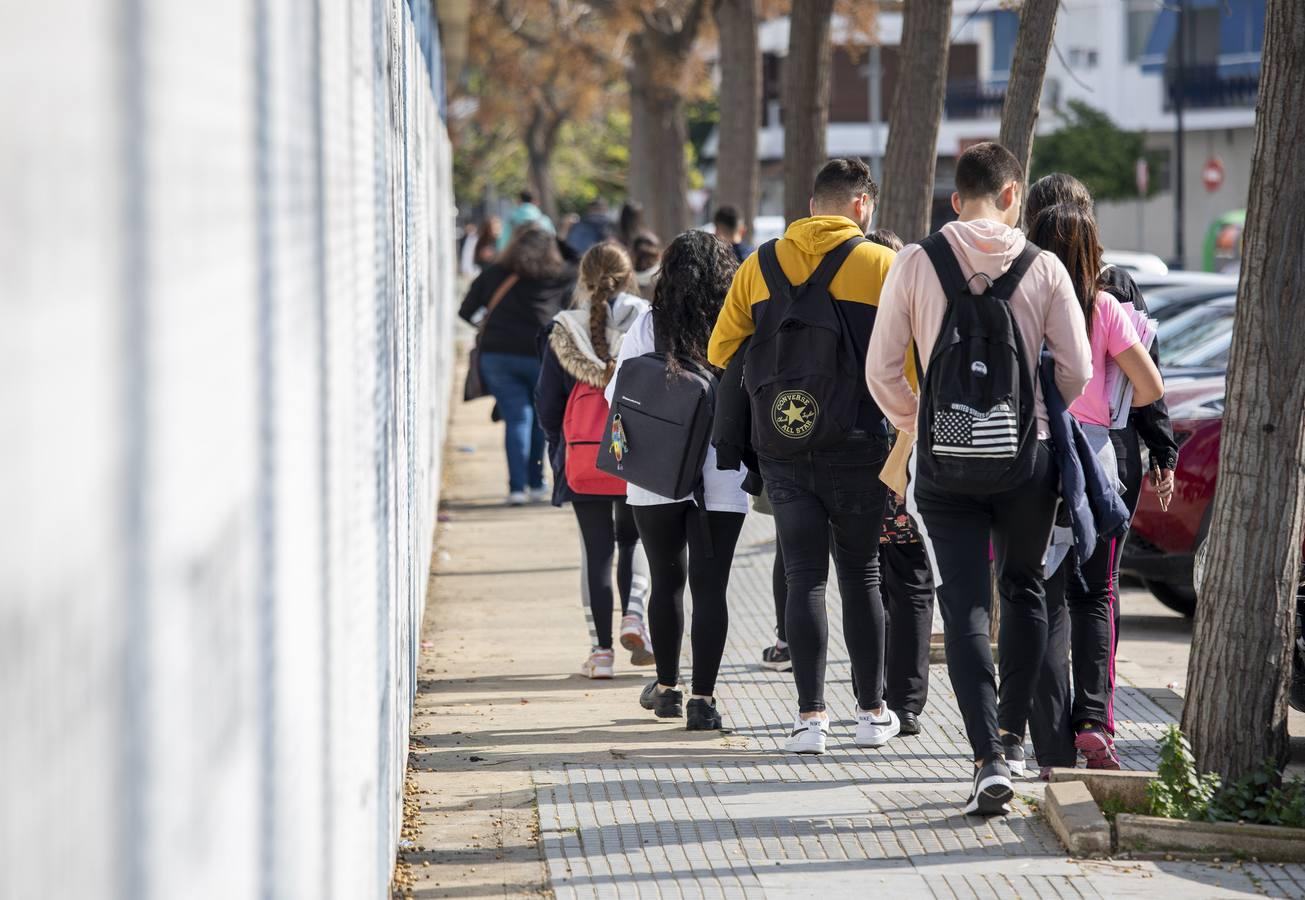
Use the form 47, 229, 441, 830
537, 516, 1305, 898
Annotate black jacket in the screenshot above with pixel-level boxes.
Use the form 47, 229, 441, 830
1100, 266, 1180, 471
459, 262, 577, 357
711, 338, 765, 495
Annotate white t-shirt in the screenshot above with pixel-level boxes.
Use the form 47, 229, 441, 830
604, 310, 750, 514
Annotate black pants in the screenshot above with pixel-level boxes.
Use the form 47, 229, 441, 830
910, 442, 1057, 762
1028, 427, 1142, 762
760, 435, 889, 714
632, 502, 745, 697
773, 542, 787, 642
882, 540, 935, 716
573, 497, 640, 649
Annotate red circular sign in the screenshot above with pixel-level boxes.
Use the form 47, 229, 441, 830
1202, 156, 1225, 193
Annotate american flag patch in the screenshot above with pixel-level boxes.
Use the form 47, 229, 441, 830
932, 402, 1018, 458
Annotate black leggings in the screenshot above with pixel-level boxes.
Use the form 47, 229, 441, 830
773, 542, 787, 642
573, 497, 640, 649
632, 502, 745, 697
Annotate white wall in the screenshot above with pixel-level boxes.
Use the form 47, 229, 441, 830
0, 1, 457, 898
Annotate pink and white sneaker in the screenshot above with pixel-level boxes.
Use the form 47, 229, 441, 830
581, 647, 615, 679
619, 615, 655, 666
1075, 722, 1121, 769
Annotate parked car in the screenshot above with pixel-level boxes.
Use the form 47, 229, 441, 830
1141, 281, 1239, 323
1121, 378, 1305, 712
1157, 297, 1237, 366
1132, 270, 1238, 296
1162, 328, 1235, 382
1103, 250, 1169, 277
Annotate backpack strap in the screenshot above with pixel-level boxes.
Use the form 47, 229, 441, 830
918, 232, 969, 302
756, 239, 788, 298
988, 243, 1041, 302
807, 236, 866, 292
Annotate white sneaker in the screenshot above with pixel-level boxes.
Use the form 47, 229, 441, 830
507, 491, 528, 506
619, 614, 655, 666
784, 715, 829, 754
854, 706, 900, 748
528, 486, 550, 503
581, 647, 614, 679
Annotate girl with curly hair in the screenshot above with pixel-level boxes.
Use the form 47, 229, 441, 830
604, 230, 748, 731
535, 243, 655, 678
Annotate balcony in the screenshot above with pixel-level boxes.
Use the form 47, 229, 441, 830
944, 79, 1007, 120
1165, 64, 1259, 110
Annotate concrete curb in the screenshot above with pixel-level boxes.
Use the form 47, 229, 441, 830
1049, 768, 1156, 810
1044, 781, 1112, 858
1116, 814, 1305, 862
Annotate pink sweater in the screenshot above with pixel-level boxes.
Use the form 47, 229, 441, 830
866, 219, 1093, 439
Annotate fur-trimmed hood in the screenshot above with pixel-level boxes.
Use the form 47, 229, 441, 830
548, 292, 648, 388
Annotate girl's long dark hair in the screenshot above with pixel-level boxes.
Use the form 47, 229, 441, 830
651, 230, 738, 374
499, 224, 564, 281
1025, 172, 1094, 230
1028, 203, 1104, 338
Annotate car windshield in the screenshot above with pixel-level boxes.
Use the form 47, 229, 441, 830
1158, 301, 1237, 364
1170, 330, 1233, 368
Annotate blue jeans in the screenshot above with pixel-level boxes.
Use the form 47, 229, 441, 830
479, 352, 546, 493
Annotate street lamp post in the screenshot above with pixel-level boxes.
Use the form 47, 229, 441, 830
1174, 0, 1187, 267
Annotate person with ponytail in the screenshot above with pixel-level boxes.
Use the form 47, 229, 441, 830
536, 243, 654, 678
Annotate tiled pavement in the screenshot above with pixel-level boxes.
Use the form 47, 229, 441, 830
534, 516, 1305, 899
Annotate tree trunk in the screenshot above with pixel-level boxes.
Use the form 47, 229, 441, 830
1181, 0, 1305, 783
782, 0, 835, 224
525, 114, 559, 222
713, 0, 761, 226
879, 0, 953, 241
997, 0, 1059, 181
626, 2, 709, 241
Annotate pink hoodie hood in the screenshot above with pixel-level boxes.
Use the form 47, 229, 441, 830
939, 218, 1027, 286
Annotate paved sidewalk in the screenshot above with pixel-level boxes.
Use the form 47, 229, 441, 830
398, 387, 1305, 899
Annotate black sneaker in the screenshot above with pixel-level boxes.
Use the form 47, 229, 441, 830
1001, 733, 1027, 777
761, 643, 792, 672
895, 710, 920, 736
686, 697, 722, 730
639, 679, 658, 710
639, 680, 682, 718
963, 757, 1013, 816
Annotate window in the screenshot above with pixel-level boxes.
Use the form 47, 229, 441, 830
1126, 0, 1160, 63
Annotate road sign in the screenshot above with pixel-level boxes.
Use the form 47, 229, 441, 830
1202, 156, 1225, 193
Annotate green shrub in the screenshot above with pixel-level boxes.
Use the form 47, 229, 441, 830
1147, 725, 1305, 829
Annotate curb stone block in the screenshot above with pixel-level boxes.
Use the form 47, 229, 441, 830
1116, 814, 1305, 862
1044, 781, 1112, 858
1049, 768, 1156, 810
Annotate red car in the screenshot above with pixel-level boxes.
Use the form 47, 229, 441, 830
1121, 377, 1305, 711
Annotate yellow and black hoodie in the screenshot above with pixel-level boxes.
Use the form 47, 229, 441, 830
707, 215, 897, 436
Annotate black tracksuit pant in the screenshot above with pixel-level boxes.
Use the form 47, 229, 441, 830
909, 442, 1058, 763
760, 434, 890, 714
573, 497, 640, 650
1027, 427, 1143, 764
882, 540, 935, 716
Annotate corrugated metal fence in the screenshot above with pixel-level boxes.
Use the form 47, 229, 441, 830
0, 0, 456, 897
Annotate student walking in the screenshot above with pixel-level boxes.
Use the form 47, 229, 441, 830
460, 226, 576, 504
1023, 203, 1164, 772
604, 230, 749, 730
1021, 174, 1179, 776
709, 158, 899, 756
712, 205, 755, 263
536, 243, 654, 678
867, 143, 1093, 815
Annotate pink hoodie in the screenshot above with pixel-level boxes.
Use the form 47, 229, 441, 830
866, 219, 1092, 439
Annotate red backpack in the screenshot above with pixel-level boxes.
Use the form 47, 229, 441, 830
563, 382, 628, 495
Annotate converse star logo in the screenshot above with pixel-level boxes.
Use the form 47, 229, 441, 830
771, 390, 818, 439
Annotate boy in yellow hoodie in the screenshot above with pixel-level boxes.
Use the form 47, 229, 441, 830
707, 158, 900, 757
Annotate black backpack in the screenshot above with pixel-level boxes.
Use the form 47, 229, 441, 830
745, 236, 866, 458
915, 232, 1040, 495
597, 327, 717, 504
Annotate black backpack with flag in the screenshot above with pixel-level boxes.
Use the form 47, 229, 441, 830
915, 232, 1040, 495
745, 236, 866, 458
597, 329, 717, 503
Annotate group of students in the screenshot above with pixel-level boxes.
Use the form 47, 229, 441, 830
459, 141, 1179, 818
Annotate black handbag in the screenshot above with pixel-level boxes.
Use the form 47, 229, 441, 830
463, 273, 518, 402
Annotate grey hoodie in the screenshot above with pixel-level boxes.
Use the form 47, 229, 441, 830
866, 218, 1093, 439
